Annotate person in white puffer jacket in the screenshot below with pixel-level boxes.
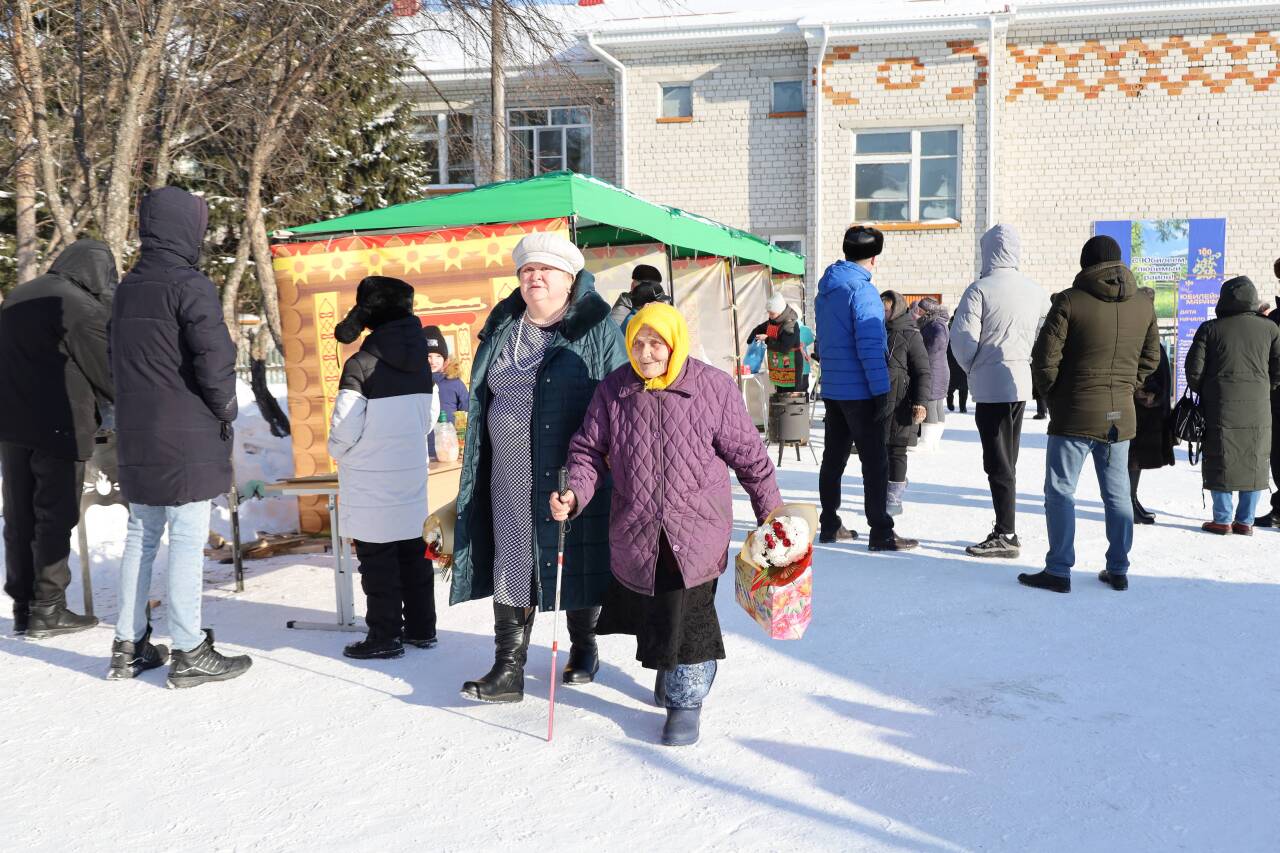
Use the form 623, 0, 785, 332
949, 224, 1051, 559
328, 276, 438, 661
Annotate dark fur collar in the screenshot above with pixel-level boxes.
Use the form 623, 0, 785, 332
481, 270, 610, 343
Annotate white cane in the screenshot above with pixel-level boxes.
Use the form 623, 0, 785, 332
547, 467, 569, 742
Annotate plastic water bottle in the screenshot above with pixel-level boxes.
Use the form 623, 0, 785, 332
435, 412, 459, 463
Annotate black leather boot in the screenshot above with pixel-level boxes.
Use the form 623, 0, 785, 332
26, 601, 98, 639
562, 607, 600, 685
12, 601, 29, 635
460, 603, 535, 703
343, 633, 404, 660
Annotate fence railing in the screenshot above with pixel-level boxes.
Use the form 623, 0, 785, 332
235, 346, 287, 387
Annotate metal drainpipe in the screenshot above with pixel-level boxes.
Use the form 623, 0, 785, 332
986, 14, 1000, 230
586, 33, 628, 188
813, 25, 830, 284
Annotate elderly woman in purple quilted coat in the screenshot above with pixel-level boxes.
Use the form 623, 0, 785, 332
551, 302, 782, 746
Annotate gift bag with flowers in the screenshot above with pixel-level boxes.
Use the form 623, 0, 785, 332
422, 499, 457, 578
734, 502, 816, 640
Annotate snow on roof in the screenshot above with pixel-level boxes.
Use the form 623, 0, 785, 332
402, 0, 1273, 75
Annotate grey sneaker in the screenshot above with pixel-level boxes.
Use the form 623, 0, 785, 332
966, 530, 1021, 558
167, 629, 252, 689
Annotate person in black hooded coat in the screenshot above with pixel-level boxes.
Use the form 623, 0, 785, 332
880, 291, 931, 516
1128, 288, 1175, 524
0, 239, 116, 637
108, 186, 250, 687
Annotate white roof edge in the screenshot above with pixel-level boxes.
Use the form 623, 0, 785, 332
404, 0, 1280, 79
402, 61, 613, 86
582, 20, 805, 48
583, 0, 1280, 47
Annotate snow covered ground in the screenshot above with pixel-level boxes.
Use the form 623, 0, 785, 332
2, 408, 1277, 852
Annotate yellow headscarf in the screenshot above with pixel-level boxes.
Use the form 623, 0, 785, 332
625, 302, 690, 391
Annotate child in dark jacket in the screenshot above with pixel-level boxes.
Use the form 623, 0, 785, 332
422, 325, 470, 460
329, 277, 439, 661
881, 291, 932, 516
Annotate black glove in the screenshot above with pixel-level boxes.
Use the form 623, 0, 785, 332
220, 421, 234, 441
871, 393, 892, 423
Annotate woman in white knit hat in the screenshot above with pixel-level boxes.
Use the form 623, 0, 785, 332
745, 291, 814, 394
449, 231, 628, 703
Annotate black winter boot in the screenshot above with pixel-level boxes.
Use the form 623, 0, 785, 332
108, 624, 170, 680
818, 525, 858, 544
1098, 569, 1128, 591
661, 708, 702, 747
868, 533, 919, 552
653, 669, 667, 708
402, 632, 438, 649
343, 634, 405, 660
1017, 570, 1071, 594
26, 601, 98, 639
562, 607, 600, 685
460, 604, 535, 703
12, 601, 29, 635
167, 629, 252, 689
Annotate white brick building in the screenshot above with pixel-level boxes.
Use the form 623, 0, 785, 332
404, 0, 1280, 309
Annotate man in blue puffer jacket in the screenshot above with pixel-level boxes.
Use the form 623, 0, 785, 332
815, 226, 918, 551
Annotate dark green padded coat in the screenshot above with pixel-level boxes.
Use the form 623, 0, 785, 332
1032, 261, 1160, 442
449, 271, 628, 612
1185, 277, 1280, 492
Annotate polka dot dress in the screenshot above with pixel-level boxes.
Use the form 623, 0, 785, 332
487, 316, 558, 607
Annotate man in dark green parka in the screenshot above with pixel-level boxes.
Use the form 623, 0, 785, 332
1021, 235, 1160, 594
1185, 275, 1280, 534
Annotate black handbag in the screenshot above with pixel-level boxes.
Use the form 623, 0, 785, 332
1169, 389, 1205, 465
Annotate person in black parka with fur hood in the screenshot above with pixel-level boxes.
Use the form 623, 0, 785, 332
0, 239, 116, 638
880, 291, 931, 516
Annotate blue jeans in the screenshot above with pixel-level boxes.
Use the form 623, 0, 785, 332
115, 501, 211, 652
1044, 436, 1133, 577
1211, 490, 1262, 525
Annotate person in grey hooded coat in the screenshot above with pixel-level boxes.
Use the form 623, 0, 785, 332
949, 224, 1051, 559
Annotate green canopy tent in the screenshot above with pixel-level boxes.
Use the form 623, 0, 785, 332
278, 170, 805, 276
277, 171, 804, 423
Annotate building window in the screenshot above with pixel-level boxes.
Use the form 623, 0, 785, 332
771, 235, 804, 257
853, 128, 959, 223
660, 84, 692, 120
771, 80, 804, 115
509, 107, 592, 178
412, 112, 475, 186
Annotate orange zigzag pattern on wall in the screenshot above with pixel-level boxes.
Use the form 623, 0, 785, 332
816, 41, 989, 104
1007, 31, 1280, 101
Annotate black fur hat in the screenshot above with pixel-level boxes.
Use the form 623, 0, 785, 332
334, 276, 415, 344
631, 263, 663, 285
843, 226, 884, 262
